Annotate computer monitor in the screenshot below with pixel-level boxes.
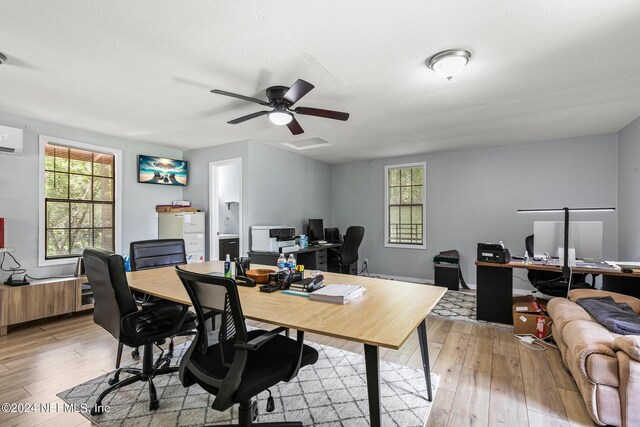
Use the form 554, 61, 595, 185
533, 221, 603, 260
307, 219, 324, 243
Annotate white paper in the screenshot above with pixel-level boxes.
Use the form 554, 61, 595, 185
184, 214, 192, 223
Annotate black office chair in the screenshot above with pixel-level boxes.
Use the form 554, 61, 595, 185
324, 227, 342, 244
328, 226, 365, 275
82, 248, 197, 414
121, 239, 215, 367
525, 234, 595, 297
175, 267, 319, 426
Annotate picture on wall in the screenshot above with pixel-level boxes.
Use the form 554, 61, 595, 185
137, 155, 188, 186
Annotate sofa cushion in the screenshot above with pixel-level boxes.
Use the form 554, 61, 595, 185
547, 297, 593, 337
587, 353, 619, 387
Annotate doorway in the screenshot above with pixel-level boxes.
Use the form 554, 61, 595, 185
209, 158, 243, 261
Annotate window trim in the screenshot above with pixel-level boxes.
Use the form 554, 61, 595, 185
384, 161, 427, 250
38, 135, 123, 267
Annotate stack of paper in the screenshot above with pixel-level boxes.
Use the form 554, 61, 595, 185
309, 284, 366, 304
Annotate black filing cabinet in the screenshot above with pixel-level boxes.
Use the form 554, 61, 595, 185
219, 238, 239, 261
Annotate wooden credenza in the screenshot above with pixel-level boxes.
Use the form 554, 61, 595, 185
0, 276, 93, 336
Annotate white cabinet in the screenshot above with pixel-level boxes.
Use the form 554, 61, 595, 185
158, 212, 206, 264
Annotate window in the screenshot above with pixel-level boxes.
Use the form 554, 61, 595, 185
384, 162, 426, 249
39, 135, 122, 266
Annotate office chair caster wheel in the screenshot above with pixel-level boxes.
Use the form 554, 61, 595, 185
251, 400, 258, 421
108, 376, 119, 386
131, 349, 140, 359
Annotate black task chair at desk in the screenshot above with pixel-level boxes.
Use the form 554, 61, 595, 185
328, 226, 365, 275
524, 234, 596, 297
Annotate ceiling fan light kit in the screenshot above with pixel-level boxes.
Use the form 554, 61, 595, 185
428, 49, 471, 81
211, 79, 349, 135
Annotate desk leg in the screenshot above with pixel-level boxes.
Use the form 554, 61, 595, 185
364, 344, 381, 427
477, 265, 513, 324
417, 319, 433, 402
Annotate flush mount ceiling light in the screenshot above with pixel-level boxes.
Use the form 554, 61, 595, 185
268, 107, 293, 125
0, 52, 7, 65
427, 49, 471, 81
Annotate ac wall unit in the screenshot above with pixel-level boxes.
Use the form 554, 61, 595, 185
0, 125, 23, 154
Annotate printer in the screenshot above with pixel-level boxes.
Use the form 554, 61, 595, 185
251, 226, 296, 252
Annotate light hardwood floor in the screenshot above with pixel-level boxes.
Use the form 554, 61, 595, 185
0, 312, 597, 427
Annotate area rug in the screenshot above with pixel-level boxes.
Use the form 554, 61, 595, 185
430, 289, 511, 328
58, 341, 439, 427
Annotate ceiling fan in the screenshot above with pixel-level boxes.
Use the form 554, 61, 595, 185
210, 79, 349, 135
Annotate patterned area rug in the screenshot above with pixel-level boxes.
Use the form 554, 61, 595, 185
430, 289, 512, 328
58, 341, 439, 427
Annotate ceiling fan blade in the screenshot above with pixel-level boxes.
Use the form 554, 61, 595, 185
295, 107, 349, 121
283, 79, 315, 105
227, 111, 269, 124
211, 89, 269, 106
286, 117, 304, 135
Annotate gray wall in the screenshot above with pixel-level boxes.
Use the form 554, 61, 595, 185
182, 140, 332, 258
246, 141, 332, 236
330, 134, 619, 288
618, 116, 640, 261
0, 112, 183, 281
182, 140, 250, 255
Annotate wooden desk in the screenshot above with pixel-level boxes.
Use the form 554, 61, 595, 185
475, 260, 640, 324
248, 243, 342, 272
127, 261, 445, 427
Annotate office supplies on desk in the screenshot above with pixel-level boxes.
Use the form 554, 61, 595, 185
259, 284, 280, 293
234, 256, 250, 277
245, 269, 274, 284
235, 275, 256, 287
283, 289, 311, 298
477, 243, 511, 263
310, 284, 366, 304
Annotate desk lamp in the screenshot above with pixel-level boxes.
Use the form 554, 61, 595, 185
516, 207, 615, 279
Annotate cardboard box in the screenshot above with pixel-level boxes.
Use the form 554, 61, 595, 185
512, 295, 552, 338
155, 205, 199, 213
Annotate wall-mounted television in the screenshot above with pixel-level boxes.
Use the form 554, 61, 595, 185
137, 155, 188, 186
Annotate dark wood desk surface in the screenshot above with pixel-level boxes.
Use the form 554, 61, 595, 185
475, 260, 640, 278
248, 242, 341, 256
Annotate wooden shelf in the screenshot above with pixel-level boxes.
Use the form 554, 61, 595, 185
0, 275, 92, 336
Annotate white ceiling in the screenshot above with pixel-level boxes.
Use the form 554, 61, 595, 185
1, 1, 640, 164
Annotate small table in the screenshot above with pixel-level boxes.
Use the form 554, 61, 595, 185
475, 260, 640, 324
127, 261, 445, 427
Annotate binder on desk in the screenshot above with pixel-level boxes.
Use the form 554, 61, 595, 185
309, 284, 366, 304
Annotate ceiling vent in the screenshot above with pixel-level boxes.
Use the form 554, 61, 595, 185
281, 137, 331, 151
0, 125, 23, 154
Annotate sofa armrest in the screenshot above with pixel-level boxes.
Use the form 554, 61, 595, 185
613, 336, 640, 362
617, 350, 640, 427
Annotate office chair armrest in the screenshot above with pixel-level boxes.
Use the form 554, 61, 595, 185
285, 330, 306, 381
235, 327, 289, 351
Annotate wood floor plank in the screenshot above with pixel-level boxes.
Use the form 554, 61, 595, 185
425, 388, 456, 427
493, 326, 519, 357
427, 316, 454, 344
489, 366, 528, 426
557, 388, 598, 427
546, 347, 579, 392
432, 330, 471, 392
451, 319, 474, 334
519, 343, 568, 420
528, 410, 571, 427
463, 324, 494, 373
447, 368, 491, 427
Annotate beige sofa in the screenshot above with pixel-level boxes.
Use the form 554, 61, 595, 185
548, 289, 640, 427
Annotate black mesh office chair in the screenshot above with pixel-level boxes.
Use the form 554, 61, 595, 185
83, 248, 196, 414
328, 226, 365, 275
525, 234, 595, 297
175, 267, 319, 426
